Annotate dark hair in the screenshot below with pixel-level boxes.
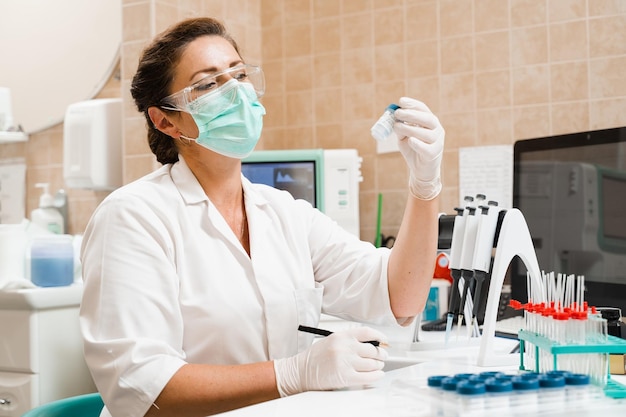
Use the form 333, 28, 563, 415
130, 17, 240, 164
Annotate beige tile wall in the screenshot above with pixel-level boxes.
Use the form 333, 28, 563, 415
2, 0, 625, 244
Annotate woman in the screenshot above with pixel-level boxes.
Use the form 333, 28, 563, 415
79, 17, 444, 417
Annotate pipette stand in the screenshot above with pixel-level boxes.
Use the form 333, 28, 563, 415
477, 208, 545, 367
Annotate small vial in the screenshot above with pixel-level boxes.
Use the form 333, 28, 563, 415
371, 103, 400, 141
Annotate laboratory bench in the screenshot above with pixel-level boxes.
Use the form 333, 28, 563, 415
215, 329, 626, 417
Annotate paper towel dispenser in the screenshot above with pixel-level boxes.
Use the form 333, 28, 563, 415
63, 98, 122, 190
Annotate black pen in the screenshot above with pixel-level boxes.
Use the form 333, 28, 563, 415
297, 325, 389, 347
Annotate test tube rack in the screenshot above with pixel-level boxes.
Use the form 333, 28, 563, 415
518, 329, 626, 398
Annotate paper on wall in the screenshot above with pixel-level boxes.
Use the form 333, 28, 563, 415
459, 145, 513, 209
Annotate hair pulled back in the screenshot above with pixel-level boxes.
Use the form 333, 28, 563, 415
130, 17, 240, 164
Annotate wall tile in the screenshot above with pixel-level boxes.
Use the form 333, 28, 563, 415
284, 23, 312, 57
374, 8, 404, 46
404, 40, 439, 78
286, 91, 314, 125
550, 61, 588, 101
477, 108, 513, 145
123, 2, 153, 42
406, 77, 440, 112
551, 101, 589, 134
123, 117, 151, 155
589, 97, 626, 129
441, 36, 474, 74
343, 0, 372, 14
341, 13, 374, 50
374, 44, 406, 80
316, 123, 345, 151
284, 0, 312, 23
440, 0, 473, 37
285, 56, 313, 91
512, 65, 550, 105
262, 26, 284, 60
589, 0, 626, 16
549, 20, 587, 61
511, 0, 547, 27
314, 88, 343, 124
313, 17, 341, 54
513, 105, 551, 139
406, 2, 438, 41
342, 84, 376, 120
313, 53, 343, 88
440, 73, 475, 113
476, 31, 510, 71
313, 0, 340, 18
439, 111, 477, 149
475, 0, 510, 32
589, 15, 626, 57
476, 70, 511, 108
511, 26, 548, 66
589, 56, 626, 98
341, 120, 376, 157
341, 49, 375, 86
548, 0, 586, 22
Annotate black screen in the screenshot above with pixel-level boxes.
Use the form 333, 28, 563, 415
512, 127, 626, 314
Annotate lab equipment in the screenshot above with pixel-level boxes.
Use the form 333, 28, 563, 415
512, 126, 626, 315
30, 235, 74, 287
478, 208, 544, 367
470, 201, 505, 330
30, 183, 64, 234
389, 370, 624, 417
63, 98, 122, 190
242, 149, 362, 237
371, 104, 399, 142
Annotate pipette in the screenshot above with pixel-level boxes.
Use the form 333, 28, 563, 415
457, 205, 479, 334
470, 201, 505, 330
456, 194, 485, 336
445, 196, 473, 345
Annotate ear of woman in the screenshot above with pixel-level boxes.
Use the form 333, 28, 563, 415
148, 107, 180, 138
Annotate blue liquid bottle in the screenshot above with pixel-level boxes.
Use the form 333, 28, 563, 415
30, 235, 74, 287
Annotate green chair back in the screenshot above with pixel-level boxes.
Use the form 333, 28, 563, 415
21, 393, 103, 417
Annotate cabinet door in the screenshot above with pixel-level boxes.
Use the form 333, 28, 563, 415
0, 311, 35, 373
0, 372, 37, 417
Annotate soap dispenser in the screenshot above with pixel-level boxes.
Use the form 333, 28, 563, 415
31, 183, 64, 234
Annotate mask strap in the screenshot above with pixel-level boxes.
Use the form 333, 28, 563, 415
179, 134, 196, 145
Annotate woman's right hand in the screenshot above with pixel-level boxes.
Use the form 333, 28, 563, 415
273, 327, 388, 397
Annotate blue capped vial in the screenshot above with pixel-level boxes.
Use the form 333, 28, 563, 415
371, 104, 400, 142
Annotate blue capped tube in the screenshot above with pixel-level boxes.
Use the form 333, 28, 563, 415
371, 104, 400, 141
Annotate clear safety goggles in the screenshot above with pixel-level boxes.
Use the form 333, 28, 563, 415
159, 64, 265, 114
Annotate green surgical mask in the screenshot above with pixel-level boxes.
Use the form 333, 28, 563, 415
181, 80, 266, 159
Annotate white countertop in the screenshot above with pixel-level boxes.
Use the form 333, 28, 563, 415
0, 283, 83, 310
216, 331, 626, 417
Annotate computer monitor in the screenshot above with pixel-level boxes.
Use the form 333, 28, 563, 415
241, 149, 323, 209
241, 149, 362, 237
512, 127, 626, 314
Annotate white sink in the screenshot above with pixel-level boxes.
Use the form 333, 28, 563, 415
0, 283, 83, 310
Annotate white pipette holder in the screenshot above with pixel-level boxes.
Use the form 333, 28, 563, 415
477, 208, 544, 366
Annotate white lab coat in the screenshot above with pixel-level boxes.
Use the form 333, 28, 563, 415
79, 156, 398, 417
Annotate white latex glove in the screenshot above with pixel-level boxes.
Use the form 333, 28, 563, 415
393, 97, 445, 200
273, 327, 389, 397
